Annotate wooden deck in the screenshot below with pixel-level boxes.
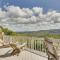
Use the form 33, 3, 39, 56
0, 48, 47, 60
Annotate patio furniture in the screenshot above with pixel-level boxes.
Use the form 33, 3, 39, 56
44, 37, 59, 60
0, 43, 26, 56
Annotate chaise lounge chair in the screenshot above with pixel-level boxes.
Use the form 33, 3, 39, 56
44, 37, 58, 60
0, 43, 26, 56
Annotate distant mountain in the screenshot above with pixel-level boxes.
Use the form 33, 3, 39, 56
17, 29, 60, 34
46, 29, 60, 34
17, 29, 60, 37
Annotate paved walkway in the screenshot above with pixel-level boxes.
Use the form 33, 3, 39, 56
0, 48, 47, 60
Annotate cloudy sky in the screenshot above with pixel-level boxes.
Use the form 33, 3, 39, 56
0, 0, 60, 32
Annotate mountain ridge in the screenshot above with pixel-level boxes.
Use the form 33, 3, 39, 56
17, 29, 60, 34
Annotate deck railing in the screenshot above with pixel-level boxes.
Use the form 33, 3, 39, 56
3, 35, 46, 53
3, 35, 60, 53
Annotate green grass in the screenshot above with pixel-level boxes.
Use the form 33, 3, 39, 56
47, 34, 60, 39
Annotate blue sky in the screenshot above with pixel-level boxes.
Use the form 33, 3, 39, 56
0, 0, 60, 12
0, 0, 60, 32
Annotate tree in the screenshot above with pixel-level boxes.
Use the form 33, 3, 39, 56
0, 26, 17, 35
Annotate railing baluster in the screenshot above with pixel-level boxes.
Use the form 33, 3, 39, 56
3, 35, 47, 53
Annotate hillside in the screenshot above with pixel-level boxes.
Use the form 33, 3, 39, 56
17, 29, 60, 38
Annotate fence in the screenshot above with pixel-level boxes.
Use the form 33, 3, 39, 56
3, 35, 46, 52
3, 35, 60, 53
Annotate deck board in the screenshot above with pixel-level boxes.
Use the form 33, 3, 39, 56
0, 48, 47, 60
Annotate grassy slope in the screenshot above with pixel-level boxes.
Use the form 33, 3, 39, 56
1, 26, 60, 39
17, 32, 60, 39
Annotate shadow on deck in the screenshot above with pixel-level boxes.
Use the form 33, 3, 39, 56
0, 48, 48, 60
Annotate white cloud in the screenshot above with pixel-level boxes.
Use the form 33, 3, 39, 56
0, 5, 60, 32
32, 7, 43, 15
